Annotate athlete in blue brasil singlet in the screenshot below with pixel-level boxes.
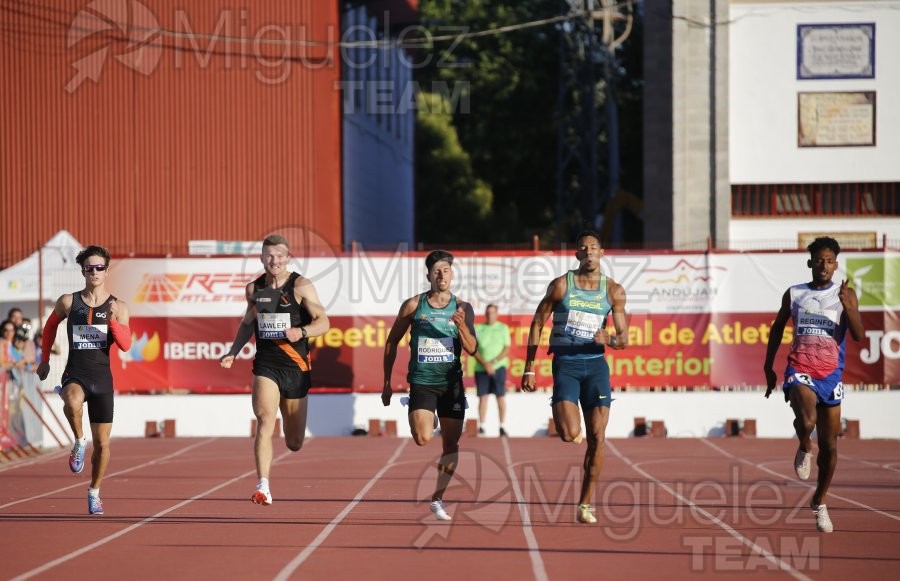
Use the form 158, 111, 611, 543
764, 236, 864, 533
37, 245, 133, 515
382, 250, 478, 522
522, 230, 628, 525
220, 234, 330, 507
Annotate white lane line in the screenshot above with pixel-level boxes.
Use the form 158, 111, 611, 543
701, 439, 900, 523
0, 449, 69, 474
840, 453, 900, 475
501, 437, 549, 581
607, 441, 813, 581
0, 438, 217, 510
11, 448, 294, 581
273, 438, 410, 581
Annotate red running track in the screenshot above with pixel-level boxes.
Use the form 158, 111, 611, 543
1, 437, 898, 580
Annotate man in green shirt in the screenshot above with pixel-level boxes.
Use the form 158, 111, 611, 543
473, 304, 511, 436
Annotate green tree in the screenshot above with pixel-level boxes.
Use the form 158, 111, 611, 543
415, 0, 643, 247
416, 91, 492, 243
416, 0, 559, 245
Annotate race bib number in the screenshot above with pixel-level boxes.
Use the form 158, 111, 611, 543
73, 324, 108, 350
565, 309, 602, 340
257, 313, 291, 339
832, 383, 844, 402
417, 337, 455, 363
789, 372, 815, 387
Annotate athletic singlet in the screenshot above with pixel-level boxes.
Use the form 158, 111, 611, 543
252, 272, 312, 371
407, 294, 462, 386
64, 293, 115, 386
787, 282, 848, 381
549, 270, 611, 359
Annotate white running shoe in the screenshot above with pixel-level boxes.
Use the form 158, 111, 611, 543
251, 487, 273, 506
794, 447, 813, 481
430, 499, 452, 521
813, 504, 833, 533
576, 504, 597, 524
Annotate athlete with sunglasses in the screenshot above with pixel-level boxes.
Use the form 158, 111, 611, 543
37, 245, 132, 515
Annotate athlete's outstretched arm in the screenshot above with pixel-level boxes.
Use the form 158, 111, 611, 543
763, 290, 792, 398
220, 283, 258, 368
37, 294, 72, 381
522, 277, 565, 392
382, 297, 417, 406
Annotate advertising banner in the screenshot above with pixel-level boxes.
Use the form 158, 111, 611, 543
105, 251, 899, 392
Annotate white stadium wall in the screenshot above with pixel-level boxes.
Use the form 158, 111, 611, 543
729, 1, 900, 183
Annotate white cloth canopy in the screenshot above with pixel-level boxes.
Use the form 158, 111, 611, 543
0, 230, 83, 306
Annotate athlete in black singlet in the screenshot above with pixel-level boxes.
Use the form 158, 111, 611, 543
37, 245, 132, 515
220, 234, 330, 506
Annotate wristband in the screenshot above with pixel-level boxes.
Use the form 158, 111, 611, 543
523, 371, 536, 376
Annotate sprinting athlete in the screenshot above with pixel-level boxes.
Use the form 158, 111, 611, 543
764, 236, 864, 533
37, 245, 132, 515
522, 230, 628, 524
382, 250, 478, 521
221, 234, 330, 506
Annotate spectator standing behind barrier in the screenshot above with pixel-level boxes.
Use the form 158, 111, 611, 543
9, 326, 36, 377
6, 326, 38, 443
7, 308, 24, 328
472, 304, 511, 436
0, 320, 15, 371
763, 236, 864, 534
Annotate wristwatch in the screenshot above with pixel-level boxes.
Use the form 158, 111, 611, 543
609, 335, 617, 347
301, 327, 308, 339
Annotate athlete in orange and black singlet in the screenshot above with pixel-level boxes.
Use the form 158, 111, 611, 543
220, 234, 330, 506
37, 245, 133, 516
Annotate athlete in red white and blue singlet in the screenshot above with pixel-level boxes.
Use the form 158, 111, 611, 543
764, 236, 864, 533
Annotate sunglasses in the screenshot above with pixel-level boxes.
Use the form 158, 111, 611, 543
83, 264, 108, 273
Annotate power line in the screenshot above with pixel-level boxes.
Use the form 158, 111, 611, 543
1, 0, 641, 50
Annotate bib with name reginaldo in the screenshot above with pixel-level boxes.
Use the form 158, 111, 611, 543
417, 337, 455, 363
564, 310, 602, 340
257, 312, 292, 340
73, 324, 108, 350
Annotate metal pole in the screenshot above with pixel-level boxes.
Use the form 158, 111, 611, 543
21, 394, 65, 449
36, 388, 73, 444
38, 244, 44, 321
